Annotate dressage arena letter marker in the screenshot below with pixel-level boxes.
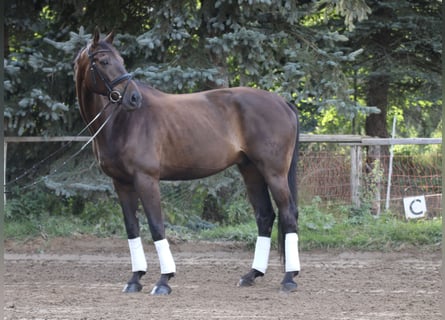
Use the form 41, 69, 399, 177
252, 236, 271, 273
155, 239, 176, 274
403, 195, 427, 219
285, 233, 301, 272
128, 237, 147, 272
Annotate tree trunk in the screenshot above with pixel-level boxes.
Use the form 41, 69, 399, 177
364, 73, 390, 215
4, 26, 9, 58
365, 73, 390, 139
198, 0, 234, 89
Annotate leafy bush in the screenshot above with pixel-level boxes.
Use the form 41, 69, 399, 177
160, 167, 252, 226
5, 186, 64, 221
300, 196, 336, 231
5, 187, 125, 239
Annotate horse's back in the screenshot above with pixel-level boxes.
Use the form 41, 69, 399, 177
153, 86, 297, 148
174, 86, 297, 138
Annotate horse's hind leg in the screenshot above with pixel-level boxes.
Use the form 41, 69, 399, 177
266, 174, 300, 292
237, 163, 276, 287
114, 180, 147, 293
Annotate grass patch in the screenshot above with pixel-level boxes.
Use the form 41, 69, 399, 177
5, 191, 442, 251
299, 214, 442, 250
6, 215, 83, 239
296, 197, 442, 251
198, 221, 258, 246
6, 210, 442, 251
5, 214, 127, 240
193, 214, 442, 251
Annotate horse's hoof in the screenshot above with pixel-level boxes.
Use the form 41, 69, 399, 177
238, 277, 254, 287
280, 281, 298, 293
238, 269, 263, 287
150, 284, 172, 295
122, 282, 143, 293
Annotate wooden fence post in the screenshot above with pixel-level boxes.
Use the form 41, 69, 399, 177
350, 145, 362, 208
367, 145, 382, 215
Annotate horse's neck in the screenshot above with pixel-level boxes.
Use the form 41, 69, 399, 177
79, 91, 116, 163
79, 90, 112, 135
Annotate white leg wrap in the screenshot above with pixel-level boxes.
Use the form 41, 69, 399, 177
154, 239, 176, 274
251, 236, 271, 274
128, 237, 147, 272
285, 233, 301, 272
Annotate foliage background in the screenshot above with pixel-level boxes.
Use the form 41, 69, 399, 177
5, 0, 441, 140
3, 1, 442, 245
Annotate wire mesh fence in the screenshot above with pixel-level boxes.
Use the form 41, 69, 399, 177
5, 136, 442, 219
298, 145, 442, 218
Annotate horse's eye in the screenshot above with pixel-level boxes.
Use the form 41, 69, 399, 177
99, 59, 109, 66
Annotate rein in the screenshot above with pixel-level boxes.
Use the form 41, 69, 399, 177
5, 101, 117, 191
6, 47, 133, 191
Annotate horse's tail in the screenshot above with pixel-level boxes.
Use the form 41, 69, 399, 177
287, 101, 299, 215
278, 102, 300, 257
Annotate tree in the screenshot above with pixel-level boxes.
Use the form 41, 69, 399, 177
331, 0, 442, 214
5, 0, 374, 137
348, 0, 442, 139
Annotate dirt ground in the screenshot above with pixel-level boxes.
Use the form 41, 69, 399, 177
4, 236, 442, 320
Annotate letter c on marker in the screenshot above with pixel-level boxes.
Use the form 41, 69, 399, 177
409, 199, 424, 215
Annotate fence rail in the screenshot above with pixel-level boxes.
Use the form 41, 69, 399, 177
5, 135, 442, 145
4, 135, 442, 217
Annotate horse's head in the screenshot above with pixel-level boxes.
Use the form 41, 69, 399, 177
74, 28, 142, 111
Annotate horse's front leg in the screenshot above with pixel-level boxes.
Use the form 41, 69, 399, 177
135, 173, 176, 295
114, 180, 147, 293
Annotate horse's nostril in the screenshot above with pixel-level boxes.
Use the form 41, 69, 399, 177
130, 92, 141, 106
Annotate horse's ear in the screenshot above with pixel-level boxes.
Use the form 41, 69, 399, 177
93, 26, 100, 46
104, 31, 115, 44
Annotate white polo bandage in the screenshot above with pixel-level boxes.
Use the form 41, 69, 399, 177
285, 233, 301, 272
251, 236, 271, 274
154, 239, 176, 274
128, 237, 147, 272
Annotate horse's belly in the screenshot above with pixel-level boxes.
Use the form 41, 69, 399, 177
160, 166, 224, 180
159, 147, 244, 180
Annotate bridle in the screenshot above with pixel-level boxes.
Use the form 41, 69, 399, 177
87, 48, 133, 104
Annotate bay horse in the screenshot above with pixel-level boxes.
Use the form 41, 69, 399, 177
74, 29, 300, 295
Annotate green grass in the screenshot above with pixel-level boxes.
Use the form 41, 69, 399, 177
5, 214, 442, 251
5, 193, 442, 251
295, 197, 442, 251
198, 221, 258, 245
194, 213, 442, 251
5, 214, 127, 240
299, 214, 442, 250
